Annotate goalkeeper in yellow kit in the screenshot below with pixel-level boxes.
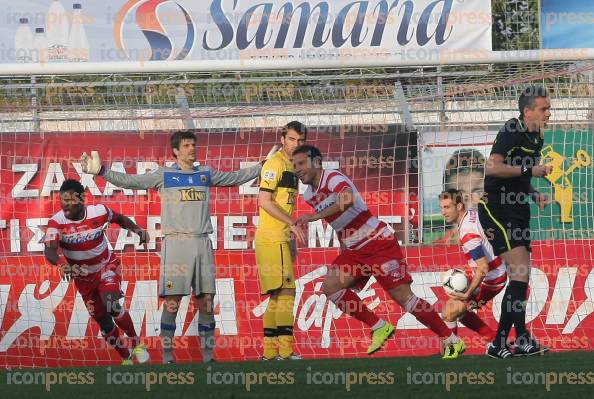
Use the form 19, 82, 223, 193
256, 121, 307, 360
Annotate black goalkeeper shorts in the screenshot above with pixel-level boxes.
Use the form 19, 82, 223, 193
478, 200, 531, 256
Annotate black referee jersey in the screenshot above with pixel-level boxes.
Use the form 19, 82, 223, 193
478, 117, 544, 255
484, 117, 544, 207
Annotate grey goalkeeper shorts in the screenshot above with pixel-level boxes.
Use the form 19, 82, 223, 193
159, 235, 215, 297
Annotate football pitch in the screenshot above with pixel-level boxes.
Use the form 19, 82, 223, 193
1, 352, 592, 399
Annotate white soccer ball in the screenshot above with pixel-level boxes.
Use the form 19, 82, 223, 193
442, 268, 468, 295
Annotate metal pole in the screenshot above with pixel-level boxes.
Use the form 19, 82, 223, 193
174, 87, 195, 130
31, 75, 41, 136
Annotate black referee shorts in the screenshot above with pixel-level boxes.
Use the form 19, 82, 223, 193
478, 200, 531, 256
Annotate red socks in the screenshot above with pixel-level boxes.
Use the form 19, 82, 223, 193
329, 289, 380, 327
460, 312, 496, 340
115, 310, 140, 347
406, 296, 452, 338
102, 326, 130, 359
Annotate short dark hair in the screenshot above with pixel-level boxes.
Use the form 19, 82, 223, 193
519, 85, 548, 118
170, 130, 197, 157
439, 188, 464, 206
443, 148, 485, 187
60, 179, 85, 195
283, 121, 307, 138
293, 144, 322, 165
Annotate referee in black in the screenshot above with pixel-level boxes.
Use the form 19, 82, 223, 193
479, 86, 552, 359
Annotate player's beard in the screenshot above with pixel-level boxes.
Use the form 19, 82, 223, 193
64, 205, 84, 220
297, 173, 310, 185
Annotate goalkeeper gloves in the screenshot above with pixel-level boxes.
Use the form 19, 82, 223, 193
80, 151, 103, 175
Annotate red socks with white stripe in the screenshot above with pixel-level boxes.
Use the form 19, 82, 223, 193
115, 309, 140, 348
404, 295, 454, 338
460, 311, 496, 340
328, 289, 382, 328
102, 326, 130, 359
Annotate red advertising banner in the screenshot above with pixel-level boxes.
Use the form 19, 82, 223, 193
0, 130, 592, 368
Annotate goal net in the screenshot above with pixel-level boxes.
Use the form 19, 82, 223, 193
0, 61, 593, 367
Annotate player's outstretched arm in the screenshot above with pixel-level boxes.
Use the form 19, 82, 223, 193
210, 164, 261, 187
296, 187, 355, 225
80, 150, 163, 190
112, 214, 150, 245
210, 145, 279, 187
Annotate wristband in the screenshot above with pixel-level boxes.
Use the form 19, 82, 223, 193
521, 166, 532, 177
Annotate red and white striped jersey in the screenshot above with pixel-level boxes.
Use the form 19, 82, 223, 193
45, 204, 120, 274
303, 169, 390, 250
458, 209, 507, 287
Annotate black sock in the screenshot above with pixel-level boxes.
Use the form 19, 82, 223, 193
493, 285, 515, 348
509, 280, 529, 339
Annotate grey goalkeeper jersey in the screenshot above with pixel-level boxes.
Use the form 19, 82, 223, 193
103, 163, 261, 236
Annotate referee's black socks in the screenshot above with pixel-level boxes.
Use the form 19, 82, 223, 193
493, 280, 529, 348
510, 280, 529, 339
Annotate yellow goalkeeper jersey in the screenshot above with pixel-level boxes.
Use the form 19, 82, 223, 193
255, 150, 298, 243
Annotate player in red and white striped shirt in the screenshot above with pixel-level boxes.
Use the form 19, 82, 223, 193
439, 189, 507, 342
293, 146, 465, 359
44, 179, 150, 365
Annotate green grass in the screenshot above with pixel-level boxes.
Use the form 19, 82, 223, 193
1, 352, 593, 398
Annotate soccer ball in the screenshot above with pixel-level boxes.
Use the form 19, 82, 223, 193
442, 268, 468, 295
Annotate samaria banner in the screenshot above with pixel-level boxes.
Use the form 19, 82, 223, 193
1, 0, 492, 67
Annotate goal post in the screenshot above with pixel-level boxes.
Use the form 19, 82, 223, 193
0, 60, 593, 367
1, 49, 594, 75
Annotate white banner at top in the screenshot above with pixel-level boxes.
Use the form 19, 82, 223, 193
1, 0, 492, 71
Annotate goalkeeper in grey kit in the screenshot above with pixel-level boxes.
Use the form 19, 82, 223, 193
81, 130, 278, 363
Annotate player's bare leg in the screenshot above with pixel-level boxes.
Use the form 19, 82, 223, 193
197, 293, 216, 362
161, 295, 182, 364
497, 246, 548, 356
322, 268, 394, 355
443, 298, 495, 341
443, 299, 469, 323
388, 283, 465, 359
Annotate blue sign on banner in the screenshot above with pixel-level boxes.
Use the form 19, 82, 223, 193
541, 0, 594, 48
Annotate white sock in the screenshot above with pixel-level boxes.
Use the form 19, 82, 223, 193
199, 313, 216, 363
443, 319, 457, 330
443, 332, 460, 346
372, 319, 386, 331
